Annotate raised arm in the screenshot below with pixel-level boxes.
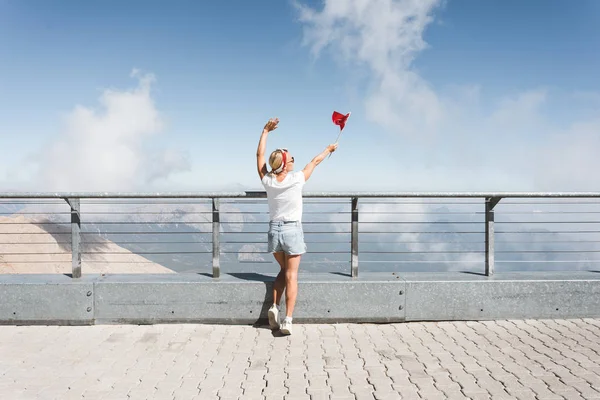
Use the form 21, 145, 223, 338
302, 143, 338, 182
256, 118, 279, 180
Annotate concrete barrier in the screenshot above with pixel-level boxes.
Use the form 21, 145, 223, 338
1, 271, 599, 325
0, 274, 94, 325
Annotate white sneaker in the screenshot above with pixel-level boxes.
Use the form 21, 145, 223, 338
268, 305, 280, 330
280, 317, 293, 335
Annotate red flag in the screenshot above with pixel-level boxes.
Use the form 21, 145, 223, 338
332, 111, 351, 131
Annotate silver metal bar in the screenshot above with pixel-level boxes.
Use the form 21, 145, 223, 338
485, 197, 501, 276
0, 192, 246, 199
2, 191, 600, 199
65, 198, 81, 279
212, 198, 220, 279
351, 197, 359, 278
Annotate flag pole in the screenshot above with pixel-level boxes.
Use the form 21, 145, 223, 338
329, 112, 350, 159
328, 131, 343, 159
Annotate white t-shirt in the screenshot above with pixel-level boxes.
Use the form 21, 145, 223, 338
261, 171, 306, 222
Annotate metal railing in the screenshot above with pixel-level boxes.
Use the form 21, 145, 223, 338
2, 192, 600, 279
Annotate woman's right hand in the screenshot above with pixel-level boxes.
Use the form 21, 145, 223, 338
263, 118, 279, 133
327, 143, 339, 153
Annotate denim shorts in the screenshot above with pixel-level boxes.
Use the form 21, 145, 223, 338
267, 221, 307, 255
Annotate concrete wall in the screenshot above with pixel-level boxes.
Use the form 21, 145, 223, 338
1, 272, 599, 325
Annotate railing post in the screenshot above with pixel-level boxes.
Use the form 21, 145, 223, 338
351, 197, 359, 278
485, 197, 501, 276
212, 198, 220, 278
65, 198, 81, 279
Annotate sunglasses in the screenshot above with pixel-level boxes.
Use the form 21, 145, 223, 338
276, 148, 294, 163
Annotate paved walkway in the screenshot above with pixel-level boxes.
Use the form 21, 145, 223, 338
0, 320, 599, 400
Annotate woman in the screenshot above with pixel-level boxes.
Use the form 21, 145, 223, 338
256, 117, 338, 335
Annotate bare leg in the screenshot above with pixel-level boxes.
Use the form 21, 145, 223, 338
284, 255, 301, 317
272, 252, 286, 306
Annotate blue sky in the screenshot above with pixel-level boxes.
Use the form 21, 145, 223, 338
1, 0, 599, 192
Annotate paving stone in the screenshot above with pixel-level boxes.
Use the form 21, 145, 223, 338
0, 320, 599, 400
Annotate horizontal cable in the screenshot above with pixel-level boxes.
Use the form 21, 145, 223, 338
499, 211, 600, 214
244, 232, 348, 235
496, 230, 600, 234
8, 210, 600, 215
80, 231, 211, 235
359, 221, 482, 224
500, 201, 600, 205
80, 221, 212, 225
10, 248, 599, 254
4, 195, 600, 200
82, 251, 212, 255
360, 250, 485, 254
306, 242, 350, 245
82, 241, 210, 245
81, 232, 210, 235
221, 241, 349, 244
17, 230, 598, 235
359, 240, 484, 244
359, 231, 484, 234
78, 261, 156, 264
357, 260, 480, 263
221, 251, 349, 254
495, 260, 600, 263
82, 201, 211, 204
0, 240, 593, 245
219, 211, 351, 215
0, 212, 70, 215
0, 222, 70, 225
0, 201, 65, 204
0, 232, 230, 235
218, 241, 264, 244
15, 219, 600, 225
218, 200, 267, 204
359, 201, 481, 204
495, 240, 600, 243
496, 221, 600, 224
0, 252, 71, 255
0, 233, 197, 236
359, 211, 485, 215
302, 201, 350, 204
0, 232, 70, 235
496, 250, 600, 253
0, 242, 72, 245
239, 222, 350, 225
221, 231, 349, 234
228, 261, 350, 264
219, 211, 268, 214
0, 261, 70, 264
83, 212, 212, 215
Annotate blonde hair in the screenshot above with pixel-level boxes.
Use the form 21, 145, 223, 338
268, 150, 285, 174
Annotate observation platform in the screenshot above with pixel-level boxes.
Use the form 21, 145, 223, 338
1, 192, 600, 398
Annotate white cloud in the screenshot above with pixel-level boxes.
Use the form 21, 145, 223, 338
297, 0, 444, 138
8, 69, 189, 192
534, 119, 600, 191
297, 0, 600, 191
